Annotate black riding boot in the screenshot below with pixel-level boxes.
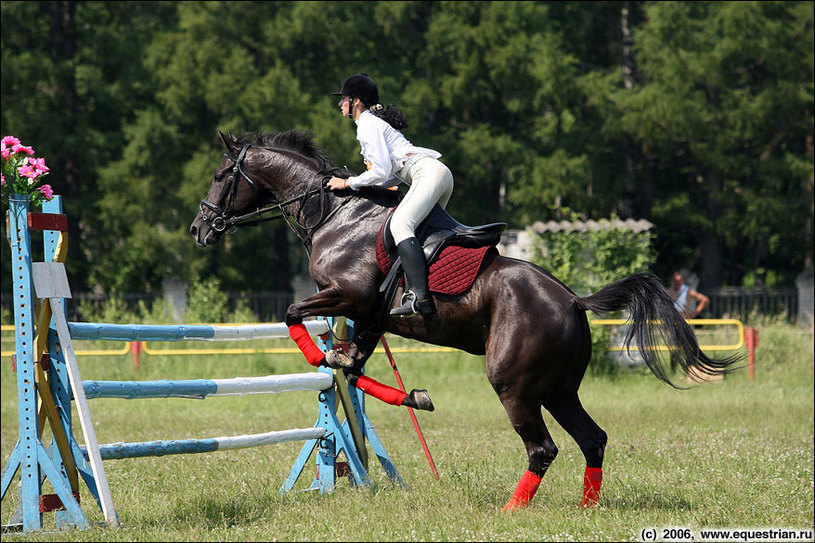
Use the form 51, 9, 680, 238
390, 237, 433, 317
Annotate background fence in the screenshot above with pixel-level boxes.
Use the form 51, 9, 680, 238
707, 287, 798, 323
0, 290, 294, 323
1, 287, 803, 325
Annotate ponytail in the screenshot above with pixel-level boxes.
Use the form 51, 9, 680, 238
370, 103, 408, 131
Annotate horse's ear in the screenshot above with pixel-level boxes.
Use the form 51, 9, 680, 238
218, 130, 237, 152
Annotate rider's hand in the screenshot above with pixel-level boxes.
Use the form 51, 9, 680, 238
327, 176, 350, 191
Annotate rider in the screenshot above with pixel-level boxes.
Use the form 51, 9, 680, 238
327, 73, 454, 317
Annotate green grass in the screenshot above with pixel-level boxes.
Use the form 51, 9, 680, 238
1, 323, 813, 541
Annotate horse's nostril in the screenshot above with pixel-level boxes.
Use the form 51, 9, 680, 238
190, 225, 198, 237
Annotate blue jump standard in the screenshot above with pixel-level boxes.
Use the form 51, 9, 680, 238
2, 194, 403, 534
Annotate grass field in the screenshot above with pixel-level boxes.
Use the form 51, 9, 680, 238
1, 321, 813, 541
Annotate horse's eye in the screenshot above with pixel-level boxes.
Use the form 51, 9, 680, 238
214, 173, 224, 182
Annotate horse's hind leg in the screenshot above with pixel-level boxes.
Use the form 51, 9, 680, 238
498, 398, 559, 511
545, 393, 608, 508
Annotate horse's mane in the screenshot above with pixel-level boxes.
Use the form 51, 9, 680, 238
237, 130, 342, 174
234, 129, 400, 207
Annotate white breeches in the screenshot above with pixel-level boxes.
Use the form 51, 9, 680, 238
390, 157, 454, 245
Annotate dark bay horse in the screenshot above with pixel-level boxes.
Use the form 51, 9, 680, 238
190, 130, 740, 511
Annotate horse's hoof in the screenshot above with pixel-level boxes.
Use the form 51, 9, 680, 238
500, 499, 523, 512
578, 498, 600, 509
409, 389, 435, 411
324, 350, 353, 369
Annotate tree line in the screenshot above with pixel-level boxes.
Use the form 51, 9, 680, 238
1, 1, 812, 299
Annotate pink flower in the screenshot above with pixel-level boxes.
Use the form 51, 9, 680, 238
18, 164, 39, 179
1, 136, 53, 205
11, 144, 34, 156
28, 157, 49, 175
38, 184, 54, 200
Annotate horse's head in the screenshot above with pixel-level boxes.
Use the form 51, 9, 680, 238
191, 130, 336, 247
189, 131, 260, 247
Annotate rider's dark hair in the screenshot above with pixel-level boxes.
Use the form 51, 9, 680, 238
370, 104, 408, 131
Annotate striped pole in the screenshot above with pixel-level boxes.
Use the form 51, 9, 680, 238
68, 321, 329, 342
82, 428, 327, 461
82, 372, 333, 400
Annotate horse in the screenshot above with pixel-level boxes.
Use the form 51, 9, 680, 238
189, 129, 740, 511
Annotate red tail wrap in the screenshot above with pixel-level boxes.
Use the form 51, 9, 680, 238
352, 375, 407, 406
288, 324, 324, 367
501, 470, 542, 511
579, 467, 603, 508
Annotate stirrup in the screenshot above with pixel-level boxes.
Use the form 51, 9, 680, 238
390, 291, 432, 317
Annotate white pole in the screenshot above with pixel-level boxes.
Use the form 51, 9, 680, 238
32, 262, 121, 529
50, 297, 121, 529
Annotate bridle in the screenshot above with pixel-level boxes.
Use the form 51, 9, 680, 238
199, 143, 257, 233
199, 143, 351, 247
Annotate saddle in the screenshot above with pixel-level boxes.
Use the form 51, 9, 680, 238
373, 204, 506, 328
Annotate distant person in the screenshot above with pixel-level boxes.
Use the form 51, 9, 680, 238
668, 270, 709, 319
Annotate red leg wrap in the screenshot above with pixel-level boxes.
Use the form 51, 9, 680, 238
352, 375, 407, 406
501, 470, 542, 512
288, 324, 324, 367
579, 467, 603, 508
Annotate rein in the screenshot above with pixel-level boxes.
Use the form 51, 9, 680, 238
199, 143, 351, 248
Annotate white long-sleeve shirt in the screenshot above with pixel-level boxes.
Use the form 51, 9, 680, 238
346, 110, 441, 190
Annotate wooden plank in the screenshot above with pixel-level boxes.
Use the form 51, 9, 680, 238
27, 213, 68, 232
31, 262, 72, 299
48, 297, 121, 529
333, 370, 368, 470
34, 232, 78, 493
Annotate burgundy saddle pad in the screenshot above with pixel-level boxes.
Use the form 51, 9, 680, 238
375, 223, 495, 296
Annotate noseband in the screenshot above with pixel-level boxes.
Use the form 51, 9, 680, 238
199, 143, 260, 232
199, 143, 350, 246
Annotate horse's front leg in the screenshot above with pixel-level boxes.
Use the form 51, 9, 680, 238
340, 325, 434, 411
285, 290, 434, 411
345, 326, 381, 369
285, 287, 355, 368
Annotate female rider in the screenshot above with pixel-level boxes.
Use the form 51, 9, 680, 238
326, 73, 454, 317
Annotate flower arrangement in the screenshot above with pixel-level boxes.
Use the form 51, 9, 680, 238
1, 135, 53, 208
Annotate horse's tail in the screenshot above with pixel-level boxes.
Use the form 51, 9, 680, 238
574, 272, 742, 388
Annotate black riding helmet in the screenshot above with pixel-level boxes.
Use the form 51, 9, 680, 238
332, 73, 379, 108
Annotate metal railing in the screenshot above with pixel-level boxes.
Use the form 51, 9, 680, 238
2, 319, 746, 361
0, 291, 294, 323
707, 287, 798, 322
591, 318, 745, 351
2, 287, 801, 324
